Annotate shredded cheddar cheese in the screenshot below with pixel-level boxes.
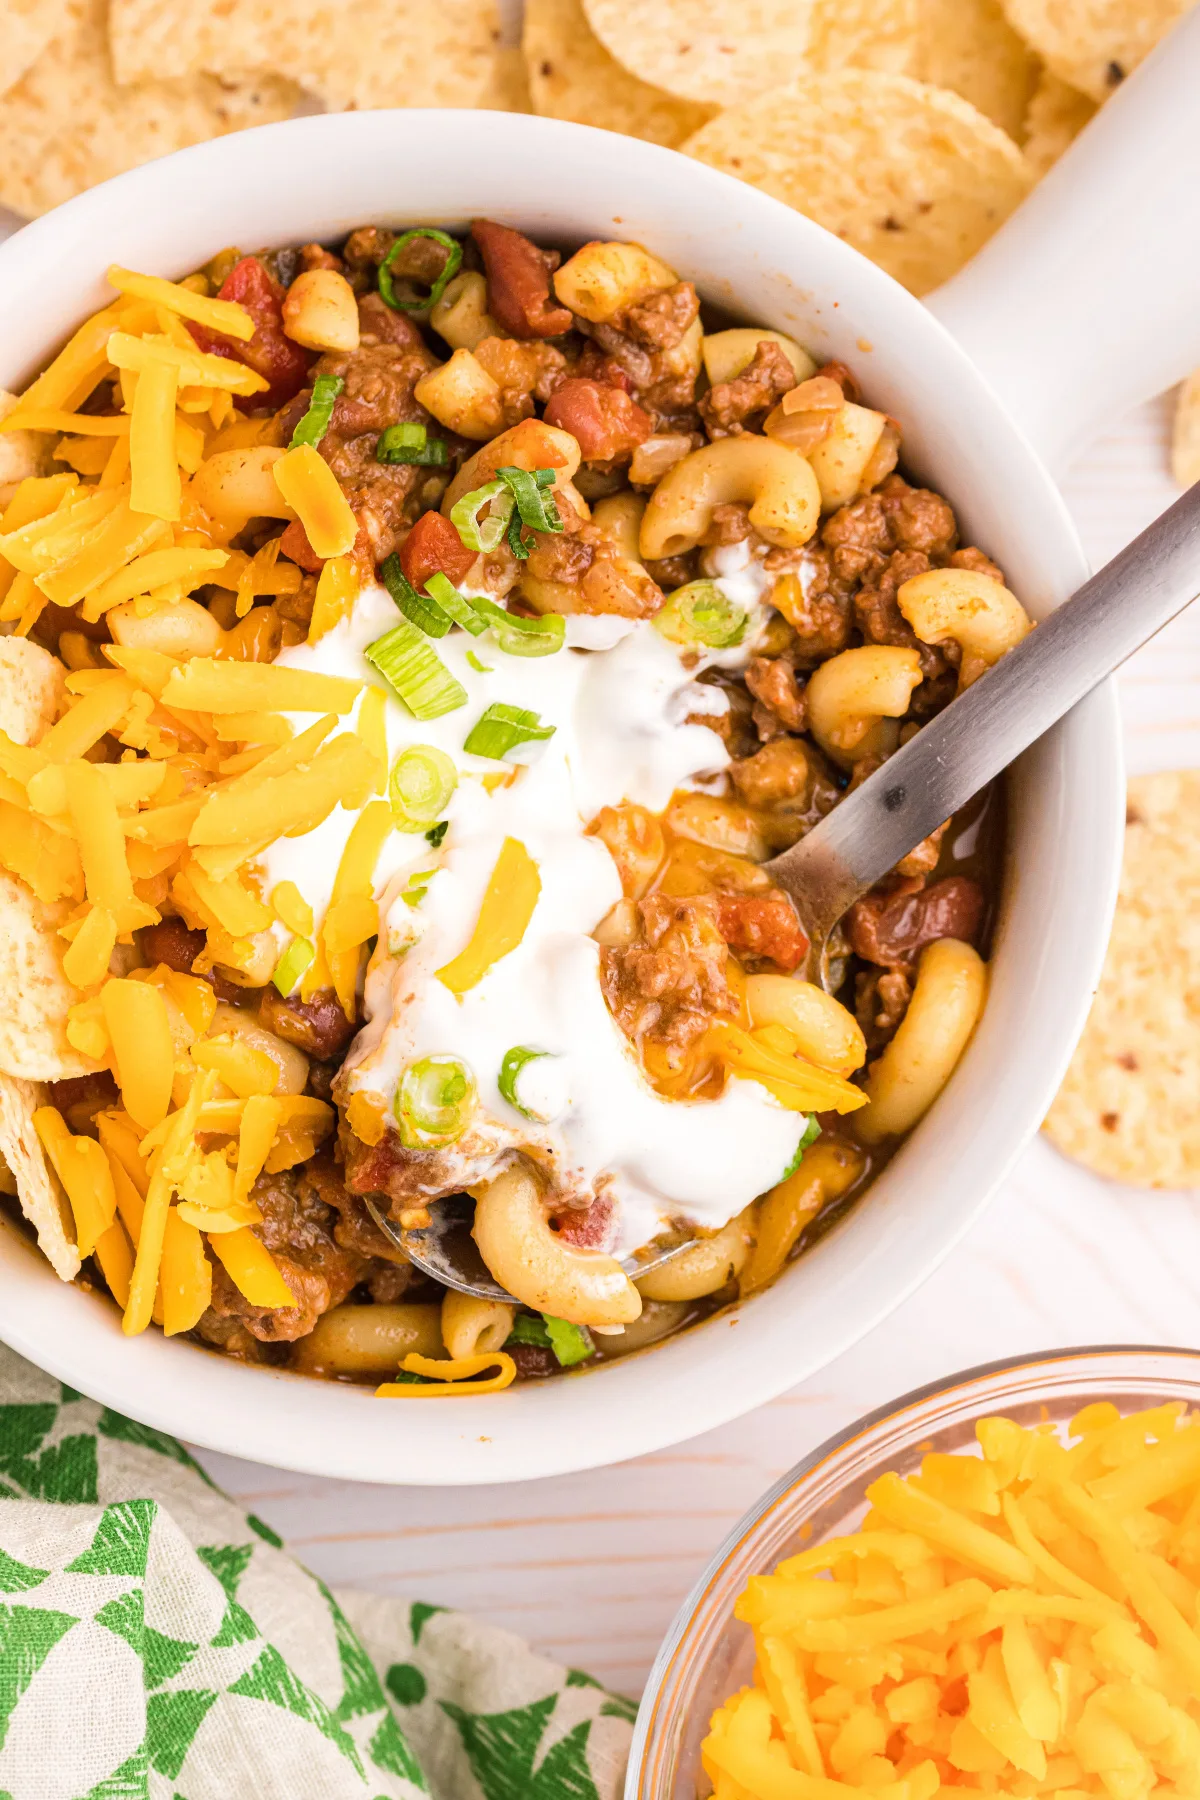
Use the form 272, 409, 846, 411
377, 1352, 518, 1397
272, 443, 358, 558
706, 1401, 1200, 1800
436, 837, 541, 996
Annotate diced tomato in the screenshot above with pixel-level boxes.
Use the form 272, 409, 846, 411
189, 255, 313, 411
543, 378, 652, 462
398, 510, 475, 589
715, 891, 808, 972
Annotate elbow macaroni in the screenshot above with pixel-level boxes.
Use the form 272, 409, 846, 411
744, 974, 866, 1077
188, 447, 294, 541
429, 270, 500, 351
806, 644, 923, 768
443, 417, 581, 513
441, 1289, 515, 1359
701, 328, 815, 388
740, 1140, 865, 1297
280, 270, 359, 354
590, 490, 646, 562
640, 435, 821, 559
635, 1209, 754, 1301
414, 349, 503, 441
291, 1303, 443, 1374
807, 403, 890, 511
857, 938, 987, 1143
472, 1164, 642, 1327
553, 240, 676, 322
898, 566, 1033, 690
108, 596, 223, 660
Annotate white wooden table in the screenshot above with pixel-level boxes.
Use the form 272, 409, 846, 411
194, 393, 1200, 1700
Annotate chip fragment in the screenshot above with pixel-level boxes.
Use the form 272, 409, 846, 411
1044, 771, 1200, 1189
1000, 0, 1191, 103
107, 0, 501, 113
0, 0, 72, 99
0, 391, 54, 499
524, 0, 715, 146
0, 633, 64, 745
582, 0, 817, 107
683, 72, 1032, 296
0, 1071, 79, 1282
1021, 66, 1097, 177
0, 874, 93, 1082
0, 0, 300, 217
809, 0, 1037, 139
1171, 369, 1200, 490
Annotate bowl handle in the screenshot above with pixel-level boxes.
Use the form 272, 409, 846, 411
926, 7, 1200, 475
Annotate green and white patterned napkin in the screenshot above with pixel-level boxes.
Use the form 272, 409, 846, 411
0, 1345, 635, 1800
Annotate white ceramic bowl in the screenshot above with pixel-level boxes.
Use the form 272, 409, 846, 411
0, 98, 1176, 1484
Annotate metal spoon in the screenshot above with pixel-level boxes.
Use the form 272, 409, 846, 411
767, 479, 1200, 988
369, 481, 1200, 1297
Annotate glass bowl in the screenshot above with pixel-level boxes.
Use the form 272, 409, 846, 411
626, 1345, 1200, 1799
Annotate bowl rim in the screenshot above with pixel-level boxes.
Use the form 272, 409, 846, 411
0, 108, 1124, 1485
626, 1342, 1200, 1797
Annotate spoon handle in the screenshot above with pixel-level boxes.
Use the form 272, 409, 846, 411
764, 479, 1200, 941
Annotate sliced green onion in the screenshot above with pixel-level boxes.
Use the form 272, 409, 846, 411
654, 579, 747, 650
498, 1044, 553, 1119
425, 820, 449, 848
395, 1053, 476, 1149
377, 421, 449, 466
776, 1115, 821, 1185
388, 1367, 437, 1384
466, 650, 492, 674
507, 504, 533, 561
495, 465, 563, 534
506, 1313, 551, 1349
388, 744, 457, 831
544, 1316, 594, 1367
471, 596, 565, 659
379, 553, 452, 638
271, 936, 315, 996
463, 702, 555, 760
289, 373, 344, 449
378, 228, 463, 315
450, 478, 514, 554
504, 1311, 592, 1366
402, 869, 437, 908
365, 622, 466, 720
424, 570, 488, 637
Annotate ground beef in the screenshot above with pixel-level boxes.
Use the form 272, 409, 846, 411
731, 736, 814, 806
342, 225, 395, 292
521, 519, 664, 617
305, 1157, 410, 1267
744, 656, 806, 735
357, 291, 427, 352
949, 545, 1006, 585
196, 1163, 369, 1347
299, 242, 342, 274
507, 1343, 560, 1379
816, 360, 862, 403
895, 820, 950, 880
848, 875, 984, 968
601, 893, 737, 1060
822, 475, 959, 588
700, 340, 796, 438
854, 547, 950, 683
774, 551, 853, 661
855, 967, 914, 1051
621, 282, 699, 352
258, 987, 357, 1060
703, 502, 755, 547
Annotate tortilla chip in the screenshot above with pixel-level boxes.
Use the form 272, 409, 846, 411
1000, 0, 1190, 103
1021, 67, 1096, 177
525, 0, 715, 145
0, 0, 72, 97
480, 44, 533, 113
683, 72, 1033, 296
0, 391, 53, 493
808, 0, 1036, 139
0, 872, 94, 1082
1172, 370, 1200, 490
0, 635, 65, 746
581, 0, 817, 107
1043, 772, 1200, 1190
0, 1071, 79, 1281
0, 0, 300, 218
108, 0, 501, 112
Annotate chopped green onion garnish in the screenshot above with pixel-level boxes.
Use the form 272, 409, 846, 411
378, 228, 463, 315
402, 869, 436, 908
424, 570, 488, 637
654, 579, 747, 650
495, 465, 563, 534
450, 478, 514, 554
507, 504, 533, 561
504, 1312, 593, 1366
365, 622, 466, 720
544, 1316, 594, 1367
471, 596, 565, 659
389, 1367, 437, 1384
377, 421, 449, 466
425, 820, 449, 848
498, 1044, 552, 1119
388, 744, 457, 832
463, 702, 556, 760
271, 936, 315, 996
395, 1053, 477, 1149
506, 1313, 551, 1348
289, 373, 344, 450
379, 553, 452, 638
777, 1115, 822, 1185
466, 651, 492, 673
